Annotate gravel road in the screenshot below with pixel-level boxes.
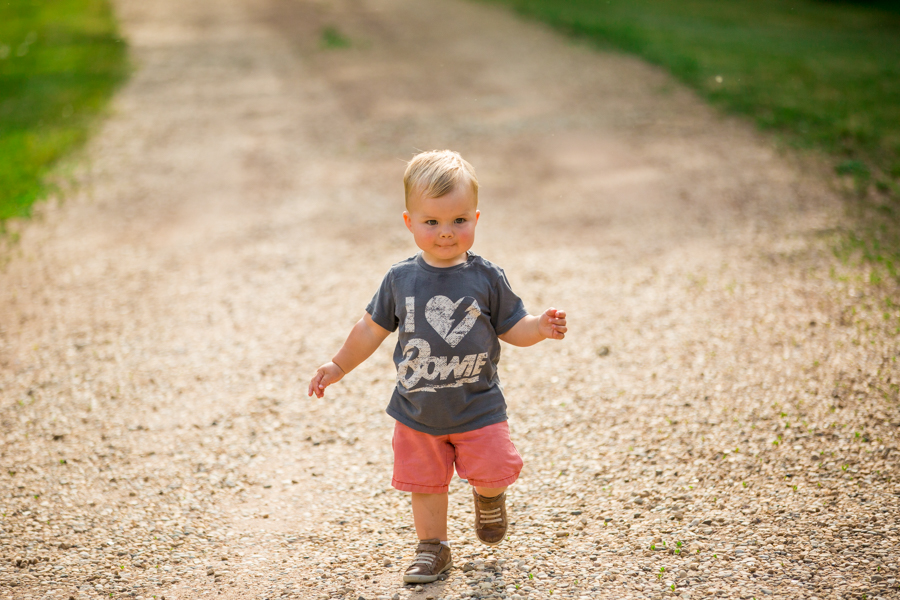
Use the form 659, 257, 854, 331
1, 0, 898, 599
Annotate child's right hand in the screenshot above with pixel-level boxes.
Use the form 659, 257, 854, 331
308, 362, 345, 398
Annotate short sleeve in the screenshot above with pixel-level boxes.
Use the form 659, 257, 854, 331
366, 270, 399, 332
490, 269, 528, 335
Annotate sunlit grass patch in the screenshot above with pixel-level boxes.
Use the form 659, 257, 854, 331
0, 0, 129, 221
488, 0, 900, 279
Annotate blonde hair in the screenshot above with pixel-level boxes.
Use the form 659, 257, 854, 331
403, 150, 479, 208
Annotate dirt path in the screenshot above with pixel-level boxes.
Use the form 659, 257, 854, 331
2, 0, 898, 599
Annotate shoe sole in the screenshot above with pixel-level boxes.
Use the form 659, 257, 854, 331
476, 533, 505, 547
402, 560, 453, 583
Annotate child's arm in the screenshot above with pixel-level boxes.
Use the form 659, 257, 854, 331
308, 313, 391, 398
498, 308, 567, 347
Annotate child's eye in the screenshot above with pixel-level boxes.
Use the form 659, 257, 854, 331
426, 219, 438, 226
454, 218, 466, 224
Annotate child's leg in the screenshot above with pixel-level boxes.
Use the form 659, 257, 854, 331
411, 492, 448, 541
452, 422, 522, 546
405, 498, 453, 584
391, 424, 454, 583
474, 486, 507, 498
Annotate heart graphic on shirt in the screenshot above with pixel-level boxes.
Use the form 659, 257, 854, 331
425, 295, 481, 348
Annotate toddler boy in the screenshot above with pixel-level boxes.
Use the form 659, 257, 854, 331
308, 150, 567, 583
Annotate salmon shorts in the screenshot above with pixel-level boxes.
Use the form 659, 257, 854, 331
391, 420, 524, 494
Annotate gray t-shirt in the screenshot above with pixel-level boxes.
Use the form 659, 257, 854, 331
366, 252, 528, 435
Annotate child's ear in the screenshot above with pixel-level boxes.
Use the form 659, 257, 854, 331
475, 210, 481, 223
402, 211, 413, 231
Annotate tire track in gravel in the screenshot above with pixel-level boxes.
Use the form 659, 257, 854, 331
1, 0, 898, 599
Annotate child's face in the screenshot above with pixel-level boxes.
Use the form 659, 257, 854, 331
403, 183, 480, 268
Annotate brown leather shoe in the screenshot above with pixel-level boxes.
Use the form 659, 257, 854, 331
402, 538, 452, 583
473, 489, 508, 546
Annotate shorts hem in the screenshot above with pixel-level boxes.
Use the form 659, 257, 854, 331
392, 479, 450, 494
466, 472, 520, 488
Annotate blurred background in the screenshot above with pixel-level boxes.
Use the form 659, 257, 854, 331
2, 0, 899, 276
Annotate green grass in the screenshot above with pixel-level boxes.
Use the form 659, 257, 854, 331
0, 0, 128, 221
320, 26, 352, 49
488, 0, 900, 279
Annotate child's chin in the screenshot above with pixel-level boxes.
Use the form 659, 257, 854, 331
432, 248, 459, 258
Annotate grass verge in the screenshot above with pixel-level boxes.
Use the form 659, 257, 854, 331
0, 0, 129, 222
487, 0, 900, 279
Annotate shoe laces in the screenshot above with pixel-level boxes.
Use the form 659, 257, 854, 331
410, 551, 438, 567
479, 506, 503, 525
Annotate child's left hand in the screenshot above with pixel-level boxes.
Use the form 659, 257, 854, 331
538, 307, 567, 340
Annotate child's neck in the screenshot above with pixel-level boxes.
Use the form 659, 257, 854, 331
420, 251, 469, 268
